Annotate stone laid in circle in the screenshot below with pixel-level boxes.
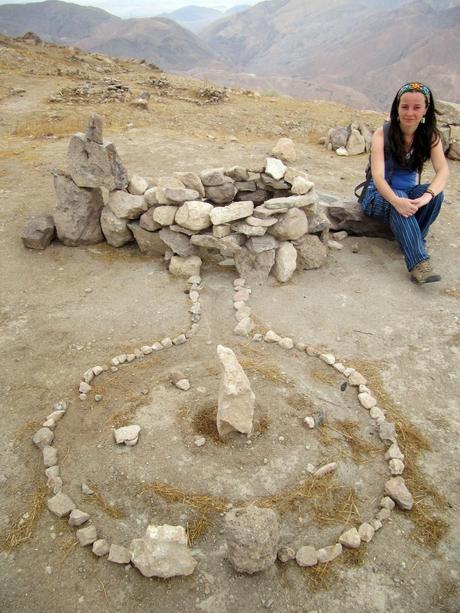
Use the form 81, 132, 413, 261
277, 546, 296, 563
33, 428, 54, 449
273, 241, 297, 283
93, 539, 110, 557
69, 509, 90, 527
53, 173, 104, 247
384, 444, 405, 461
358, 392, 377, 409
264, 330, 281, 343
47, 492, 76, 518
233, 317, 255, 336
338, 527, 361, 548
389, 459, 405, 475
224, 506, 280, 574
100, 206, 133, 247
384, 477, 413, 510
76, 525, 98, 546
210, 201, 254, 225
43, 446, 58, 467
21, 214, 55, 250
216, 345, 255, 437
379, 421, 397, 444
358, 523, 375, 543
113, 425, 141, 445
175, 201, 213, 231
130, 524, 197, 578
317, 543, 342, 563
295, 546, 318, 567
314, 462, 337, 477
348, 371, 367, 386
108, 544, 131, 564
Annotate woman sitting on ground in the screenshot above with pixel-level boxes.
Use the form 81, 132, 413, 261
360, 82, 449, 284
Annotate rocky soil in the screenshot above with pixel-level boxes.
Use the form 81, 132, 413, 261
0, 35, 459, 613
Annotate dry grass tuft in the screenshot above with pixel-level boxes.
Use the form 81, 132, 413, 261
320, 419, 381, 464
85, 484, 126, 519
239, 356, 293, 386
105, 395, 149, 428
303, 562, 336, 591
186, 513, 212, 545
0, 486, 47, 551
311, 367, 339, 386
342, 544, 368, 566
192, 403, 221, 443
287, 392, 314, 412
14, 419, 41, 443
430, 578, 459, 610
142, 482, 227, 515
408, 500, 449, 549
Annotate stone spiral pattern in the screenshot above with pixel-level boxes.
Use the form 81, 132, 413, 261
32, 274, 413, 572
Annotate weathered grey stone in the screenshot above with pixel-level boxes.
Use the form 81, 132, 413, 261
358, 392, 377, 409
320, 193, 392, 238
213, 224, 231, 238
108, 191, 147, 220
291, 176, 315, 195
47, 492, 76, 517
76, 525, 98, 546
253, 204, 287, 219
278, 546, 296, 563
258, 174, 290, 190
389, 458, 405, 475
42, 446, 58, 467
69, 509, 90, 527
21, 214, 55, 250
348, 371, 367, 386
245, 215, 277, 227
128, 174, 149, 195
159, 227, 198, 257
205, 182, 237, 205
93, 539, 110, 557
200, 168, 225, 186
33, 428, 54, 449
294, 234, 328, 269
108, 544, 131, 564
295, 546, 318, 567
339, 527, 361, 548
68, 133, 127, 190
127, 223, 166, 255
384, 443, 405, 461
53, 173, 104, 246
358, 122, 372, 152
384, 477, 413, 510
130, 524, 196, 578
246, 235, 279, 253
326, 126, 349, 151
448, 141, 460, 161
174, 172, 205, 197
217, 345, 255, 436
85, 113, 103, 144
378, 421, 397, 444
265, 157, 286, 180
169, 224, 195, 236
380, 496, 396, 511
273, 241, 297, 283
190, 234, 220, 249
231, 222, 266, 236
175, 201, 213, 231
358, 522, 375, 543
224, 506, 279, 574
346, 128, 366, 155
234, 247, 275, 283
236, 189, 268, 205
314, 462, 337, 477
163, 187, 200, 204
235, 180, 257, 192
144, 187, 159, 207
100, 206, 133, 247
152, 206, 177, 226
210, 201, 254, 225
265, 193, 318, 210
233, 317, 255, 336
169, 255, 202, 278
272, 138, 296, 163
268, 208, 308, 241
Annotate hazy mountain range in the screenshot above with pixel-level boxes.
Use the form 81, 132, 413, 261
158, 4, 251, 32
0, 0, 459, 109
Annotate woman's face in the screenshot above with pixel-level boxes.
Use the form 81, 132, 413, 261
398, 92, 427, 129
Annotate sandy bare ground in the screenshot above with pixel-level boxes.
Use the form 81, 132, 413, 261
0, 38, 459, 613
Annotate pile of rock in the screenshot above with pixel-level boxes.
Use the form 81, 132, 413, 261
437, 100, 460, 161
324, 122, 372, 156
48, 80, 131, 104
22, 115, 334, 284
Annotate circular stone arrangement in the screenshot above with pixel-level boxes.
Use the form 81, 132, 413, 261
32, 273, 414, 577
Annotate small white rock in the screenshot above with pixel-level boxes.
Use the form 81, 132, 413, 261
194, 437, 206, 447
314, 462, 337, 477
339, 527, 361, 549
320, 353, 335, 365
304, 416, 315, 429
389, 459, 405, 475
358, 522, 375, 543
175, 379, 191, 391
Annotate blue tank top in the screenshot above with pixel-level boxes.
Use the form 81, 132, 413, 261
385, 147, 418, 191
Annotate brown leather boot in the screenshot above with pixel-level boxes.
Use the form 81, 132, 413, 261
410, 260, 441, 284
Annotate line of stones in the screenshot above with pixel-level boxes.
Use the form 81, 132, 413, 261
230, 276, 414, 567
31, 273, 414, 571
31, 275, 203, 565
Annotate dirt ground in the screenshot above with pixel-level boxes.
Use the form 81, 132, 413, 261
0, 37, 459, 613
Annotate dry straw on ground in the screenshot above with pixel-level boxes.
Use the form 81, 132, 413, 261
85, 484, 126, 519
0, 485, 47, 552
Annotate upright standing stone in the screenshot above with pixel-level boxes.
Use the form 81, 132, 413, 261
216, 345, 255, 437
53, 172, 104, 246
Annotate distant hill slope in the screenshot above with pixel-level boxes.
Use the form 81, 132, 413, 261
0, 0, 227, 71
158, 4, 252, 33
200, 0, 460, 108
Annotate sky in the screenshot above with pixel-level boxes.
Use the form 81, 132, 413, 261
0, 0, 262, 18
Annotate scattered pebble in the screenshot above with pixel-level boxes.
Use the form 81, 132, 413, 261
194, 437, 206, 447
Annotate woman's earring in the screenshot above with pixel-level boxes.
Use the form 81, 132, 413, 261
421, 116, 425, 124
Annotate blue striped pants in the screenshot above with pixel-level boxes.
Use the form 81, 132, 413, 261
361, 183, 444, 271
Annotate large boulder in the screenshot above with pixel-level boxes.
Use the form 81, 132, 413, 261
53, 172, 104, 246
273, 241, 297, 282
294, 234, 328, 269
159, 227, 198, 257
21, 214, 55, 250
130, 524, 196, 578
127, 223, 165, 255
319, 192, 392, 238
224, 506, 280, 574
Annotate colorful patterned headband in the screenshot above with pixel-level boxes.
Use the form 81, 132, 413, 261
397, 82, 431, 102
